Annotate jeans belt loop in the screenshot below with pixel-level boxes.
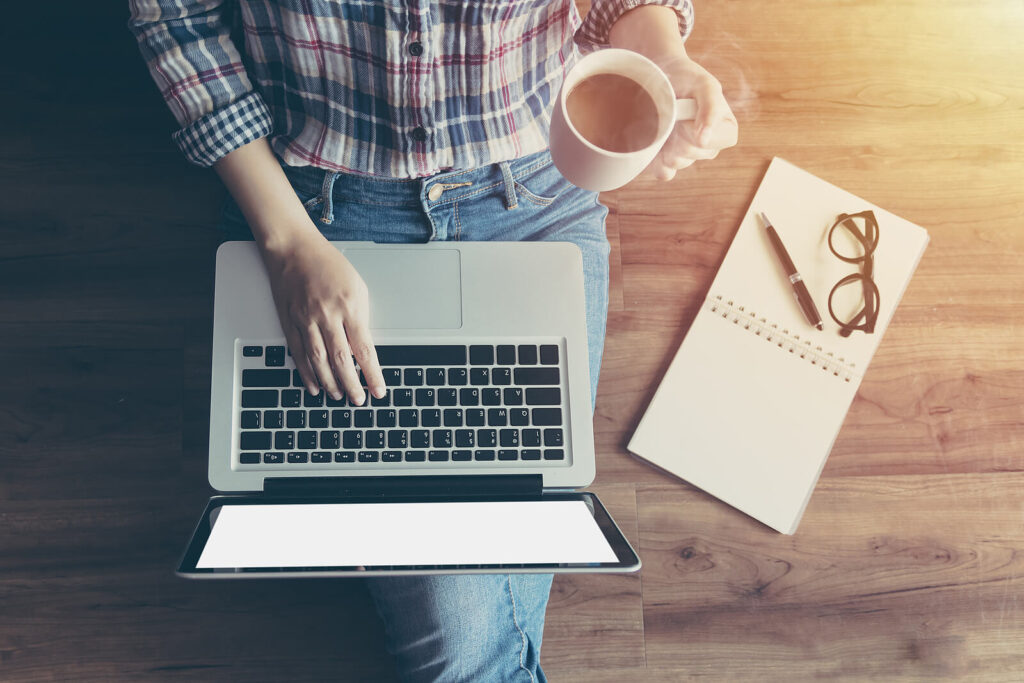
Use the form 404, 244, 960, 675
319, 171, 340, 224
499, 161, 518, 210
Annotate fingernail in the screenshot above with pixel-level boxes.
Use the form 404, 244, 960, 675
308, 386, 319, 396
355, 392, 366, 405
331, 391, 343, 401
375, 385, 387, 399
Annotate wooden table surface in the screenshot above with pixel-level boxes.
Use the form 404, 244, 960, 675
2, 1, 1022, 681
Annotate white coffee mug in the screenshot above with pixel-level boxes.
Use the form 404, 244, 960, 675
549, 48, 699, 192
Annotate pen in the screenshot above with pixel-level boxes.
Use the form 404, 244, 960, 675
759, 212, 823, 331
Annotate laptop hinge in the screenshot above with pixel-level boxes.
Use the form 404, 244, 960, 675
263, 474, 543, 499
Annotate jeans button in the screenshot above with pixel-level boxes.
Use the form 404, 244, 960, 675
428, 184, 444, 201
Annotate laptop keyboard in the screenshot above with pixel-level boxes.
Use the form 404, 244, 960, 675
235, 341, 570, 467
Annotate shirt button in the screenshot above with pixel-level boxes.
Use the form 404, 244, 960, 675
411, 127, 427, 143
408, 42, 424, 57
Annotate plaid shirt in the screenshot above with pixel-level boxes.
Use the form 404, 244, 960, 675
129, 0, 693, 177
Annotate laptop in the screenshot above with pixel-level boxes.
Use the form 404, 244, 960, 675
177, 240, 640, 577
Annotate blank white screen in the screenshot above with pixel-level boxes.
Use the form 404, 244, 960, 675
196, 500, 618, 568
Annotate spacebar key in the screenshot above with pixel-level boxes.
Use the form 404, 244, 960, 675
374, 345, 467, 366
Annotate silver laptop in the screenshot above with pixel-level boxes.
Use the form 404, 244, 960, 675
178, 241, 639, 577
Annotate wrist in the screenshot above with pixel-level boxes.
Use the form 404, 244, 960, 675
608, 5, 689, 67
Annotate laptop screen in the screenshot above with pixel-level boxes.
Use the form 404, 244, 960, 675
178, 493, 639, 576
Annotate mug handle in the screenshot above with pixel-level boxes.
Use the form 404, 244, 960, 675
675, 98, 698, 121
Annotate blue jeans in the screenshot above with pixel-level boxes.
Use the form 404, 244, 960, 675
220, 148, 610, 682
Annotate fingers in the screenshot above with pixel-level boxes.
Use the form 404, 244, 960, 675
299, 323, 344, 401
284, 329, 319, 396
346, 322, 386, 401
321, 324, 365, 405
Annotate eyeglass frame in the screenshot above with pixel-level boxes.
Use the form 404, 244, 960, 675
826, 210, 880, 337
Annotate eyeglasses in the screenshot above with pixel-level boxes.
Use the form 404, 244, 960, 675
826, 210, 880, 337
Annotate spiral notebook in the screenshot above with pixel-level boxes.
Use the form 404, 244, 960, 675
627, 157, 929, 534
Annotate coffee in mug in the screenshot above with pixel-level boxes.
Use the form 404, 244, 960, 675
565, 73, 661, 154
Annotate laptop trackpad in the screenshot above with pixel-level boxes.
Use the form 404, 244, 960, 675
342, 248, 462, 330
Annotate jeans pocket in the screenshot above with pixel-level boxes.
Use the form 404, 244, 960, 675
513, 157, 568, 207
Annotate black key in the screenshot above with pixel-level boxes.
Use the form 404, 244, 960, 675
496, 345, 516, 365
382, 368, 402, 386
498, 450, 518, 461
286, 410, 306, 429
288, 452, 309, 464
447, 368, 467, 386
452, 450, 472, 462
455, 429, 475, 448
474, 450, 495, 461
375, 345, 467, 366
335, 450, 356, 463
399, 409, 419, 428
320, 430, 340, 449
438, 388, 457, 406
469, 345, 494, 365
543, 429, 564, 447
466, 409, 485, 427
421, 409, 441, 427
293, 369, 304, 388
393, 388, 413, 407
274, 431, 294, 450
443, 409, 464, 427
281, 390, 302, 407
533, 408, 563, 426
500, 429, 519, 447
415, 389, 435, 406
311, 451, 331, 463
309, 410, 329, 428
371, 390, 391, 407
522, 429, 541, 447
304, 390, 324, 407
405, 450, 426, 462
239, 452, 260, 464
241, 390, 278, 408
503, 388, 523, 405
264, 451, 285, 464
515, 367, 559, 385
297, 431, 317, 449
411, 430, 430, 448
354, 410, 374, 428
521, 449, 541, 461
470, 368, 489, 386
477, 429, 497, 447
518, 345, 538, 365
482, 388, 501, 406
358, 451, 380, 463
382, 451, 403, 463
331, 409, 352, 428
243, 345, 262, 357
510, 409, 529, 426
544, 449, 565, 460
387, 430, 408, 448
265, 346, 285, 366
365, 430, 385, 448
376, 409, 397, 428
426, 368, 446, 386
264, 410, 283, 429
491, 368, 511, 386
432, 430, 453, 448
526, 388, 561, 405
459, 388, 479, 406
487, 408, 507, 426
540, 345, 559, 365
240, 411, 261, 429
242, 369, 290, 387
325, 393, 346, 407
404, 368, 424, 386
343, 431, 363, 449
429, 450, 451, 462
240, 431, 272, 450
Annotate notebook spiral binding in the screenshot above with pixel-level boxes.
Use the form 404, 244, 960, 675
706, 294, 861, 383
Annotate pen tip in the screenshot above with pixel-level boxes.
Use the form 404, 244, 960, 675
758, 211, 771, 228
815, 322, 824, 331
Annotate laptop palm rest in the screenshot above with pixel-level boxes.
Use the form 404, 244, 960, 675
340, 247, 462, 330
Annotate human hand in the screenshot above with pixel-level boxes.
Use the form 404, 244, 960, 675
260, 230, 385, 405
645, 53, 738, 181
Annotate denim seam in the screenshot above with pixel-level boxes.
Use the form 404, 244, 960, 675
514, 181, 556, 207
433, 180, 503, 205
507, 575, 536, 683
454, 201, 462, 240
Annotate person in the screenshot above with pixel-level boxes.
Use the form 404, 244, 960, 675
129, 0, 736, 679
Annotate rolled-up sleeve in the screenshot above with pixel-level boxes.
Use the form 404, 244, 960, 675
128, 0, 272, 166
576, 0, 694, 51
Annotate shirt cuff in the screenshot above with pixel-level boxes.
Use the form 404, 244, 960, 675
171, 92, 273, 167
576, 0, 694, 51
